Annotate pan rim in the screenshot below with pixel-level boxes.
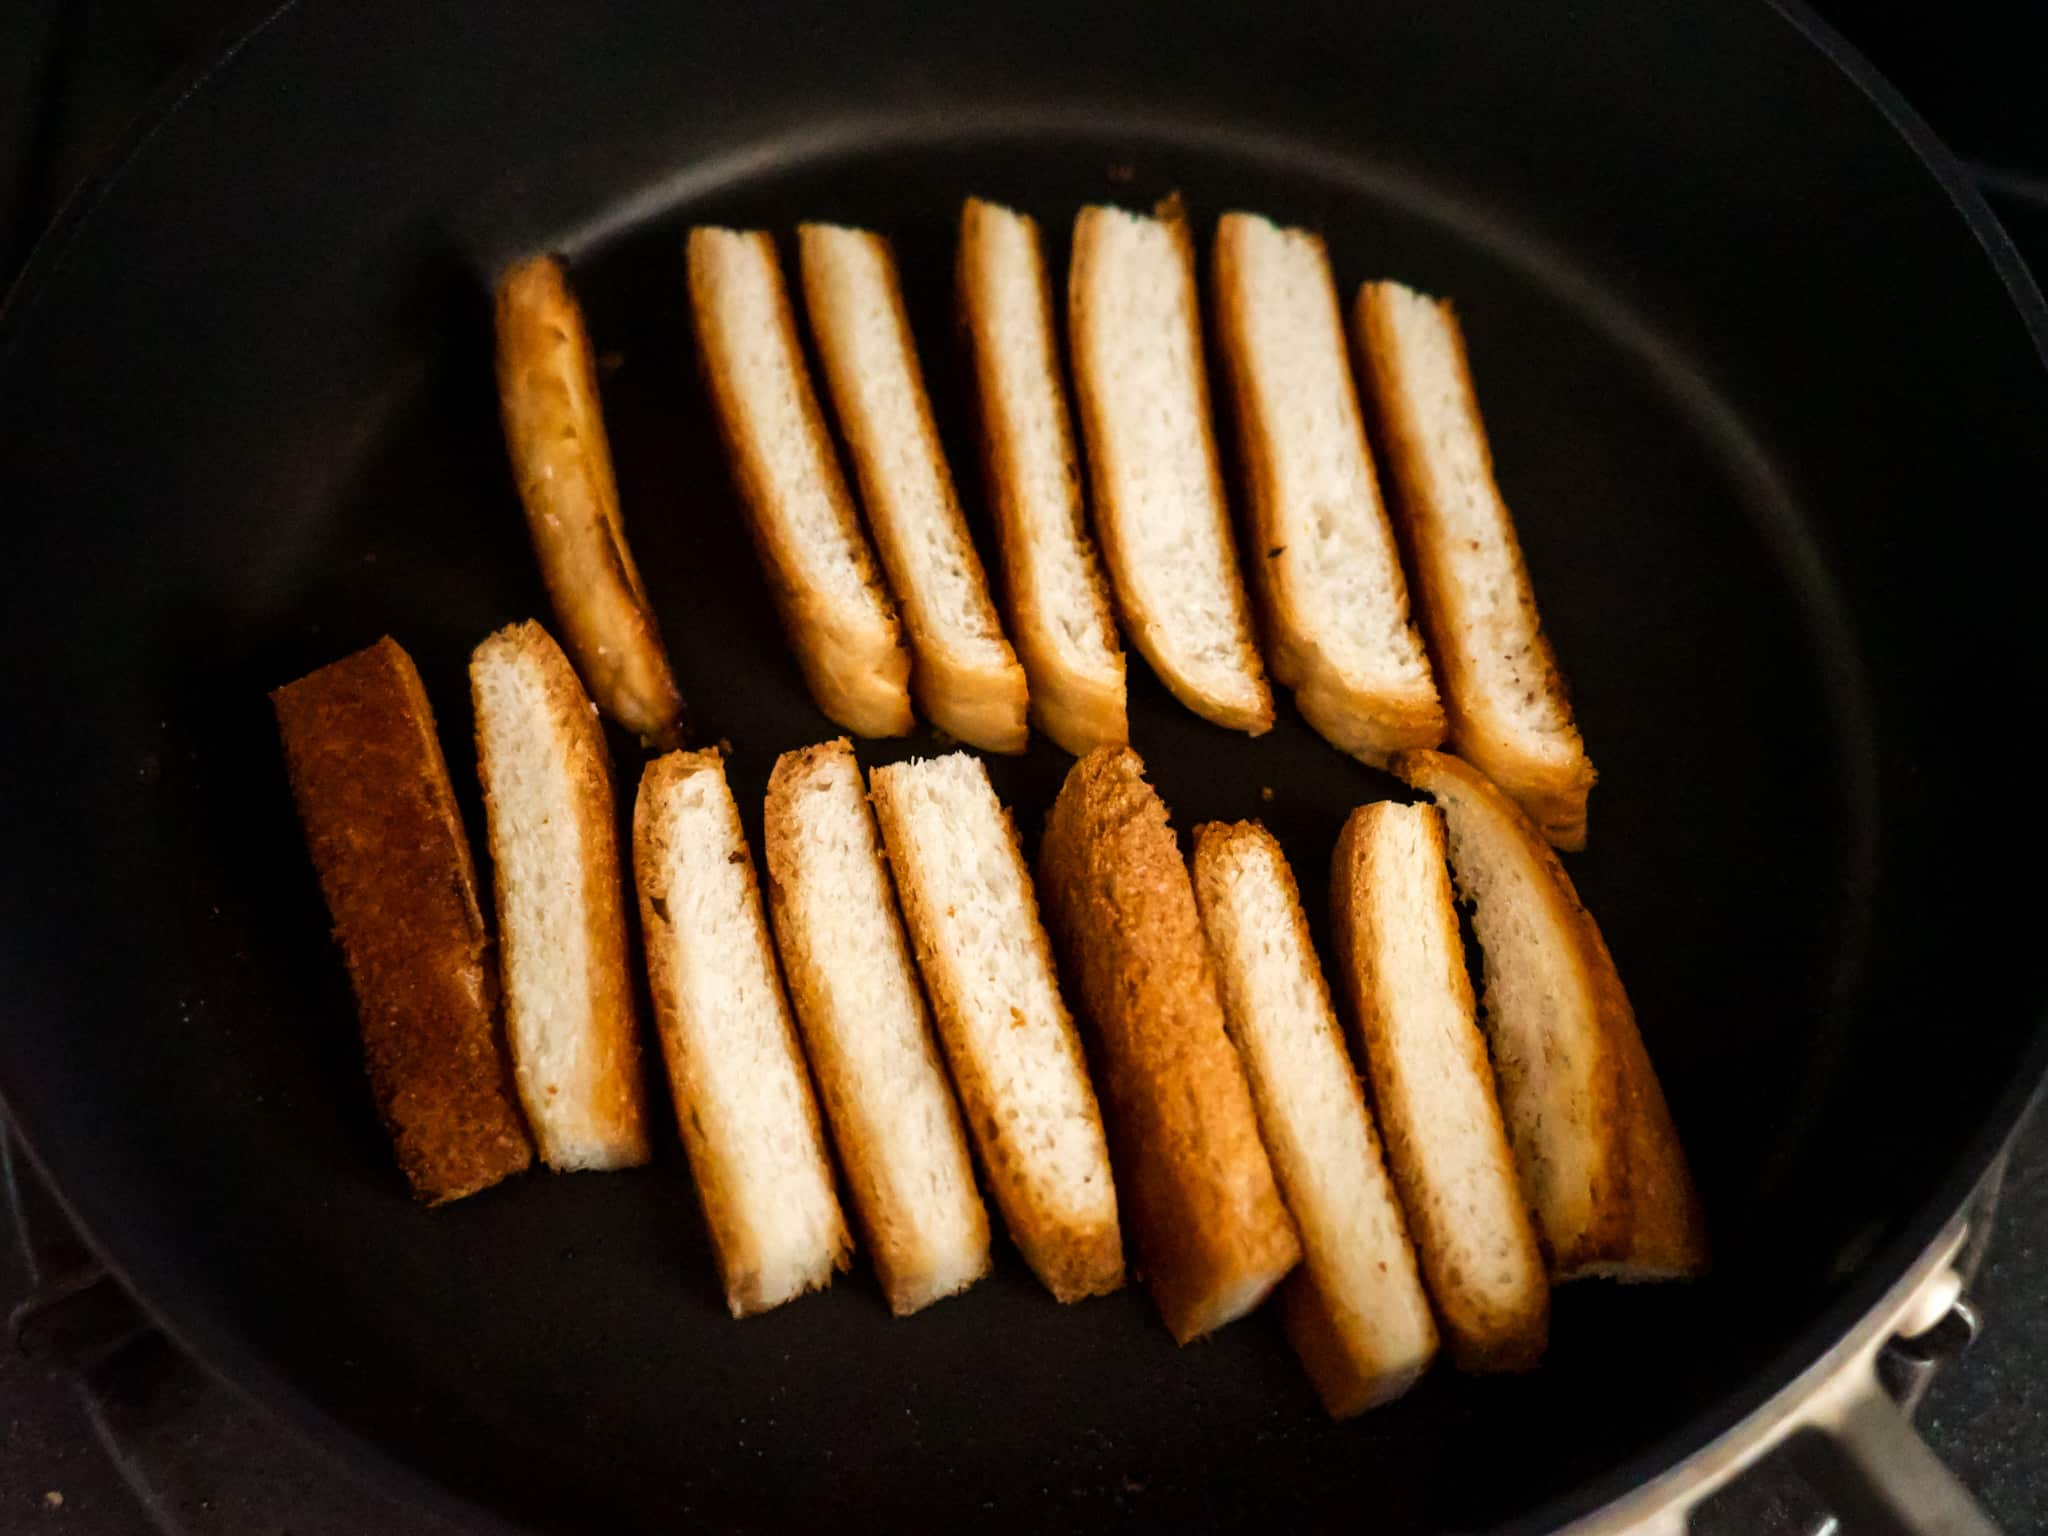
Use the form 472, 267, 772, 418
2, 0, 2045, 1530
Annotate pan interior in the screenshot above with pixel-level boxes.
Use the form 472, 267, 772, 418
5, 6, 2044, 1526
60, 120, 1863, 1530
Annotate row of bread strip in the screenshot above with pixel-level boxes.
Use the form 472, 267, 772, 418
273, 629, 1698, 1419
494, 198, 1593, 847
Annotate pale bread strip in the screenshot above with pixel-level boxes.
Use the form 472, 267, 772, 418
686, 228, 914, 738
956, 197, 1127, 754
797, 224, 1028, 753
1354, 282, 1594, 848
869, 752, 1122, 1302
1211, 215, 1443, 766
494, 256, 685, 748
633, 750, 851, 1316
471, 622, 650, 1172
1331, 800, 1549, 1371
1394, 749, 1707, 1280
1067, 199, 1273, 734
1191, 821, 1437, 1416
763, 740, 992, 1314
1036, 748, 1298, 1340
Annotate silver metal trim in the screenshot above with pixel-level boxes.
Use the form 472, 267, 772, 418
1566, 1219, 1998, 1535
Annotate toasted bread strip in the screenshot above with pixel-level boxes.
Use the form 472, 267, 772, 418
956, 198, 1127, 755
1211, 215, 1443, 765
1394, 749, 1707, 1280
1192, 821, 1438, 1415
1354, 282, 1594, 847
272, 638, 532, 1204
1067, 199, 1273, 734
494, 255, 685, 748
763, 740, 992, 1314
1036, 748, 1298, 1339
1331, 800, 1549, 1371
869, 752, 1123, 1302
686, 228, 914, 738
634, 750, 851, 1315
798, 224, 1029, 753
470, 622, 650, 1172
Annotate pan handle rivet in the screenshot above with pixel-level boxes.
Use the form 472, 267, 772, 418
1894, 1265, 1964, 1340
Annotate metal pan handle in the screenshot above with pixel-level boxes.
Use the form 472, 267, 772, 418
1786, 1370, 1999, 1536
1570, 1216, 2001, 1535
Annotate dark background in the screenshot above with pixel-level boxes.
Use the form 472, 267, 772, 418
3, 2, 2044, 1531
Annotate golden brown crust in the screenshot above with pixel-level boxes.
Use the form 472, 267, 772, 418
633, 750, 853, 1315
869, 757, 1123, 1303
1209, 216, 1443, 766
763, 740, 993, 1314
1036, 748, 1298, 1340
955, 197, 1128, 755
470, 621, 649, 1170
685, 228, 915, 739
1067, 198, 1274, 736
1393, 749, 1707, 1279
1331, 802, 1549, 1371
1354, 283, 1593, 847
272, 638, 532, 1204
493, 255, 685, 749
1583, 926, 1712, 1279
797, 224, 1029, 753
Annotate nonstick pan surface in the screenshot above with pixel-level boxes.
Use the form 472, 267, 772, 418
3, 1, 2047, 1531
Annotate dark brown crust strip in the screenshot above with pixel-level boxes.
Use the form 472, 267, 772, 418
272, 637, 532, 1205
1036, 747, 1298, 1341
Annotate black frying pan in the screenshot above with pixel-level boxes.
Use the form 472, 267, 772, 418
3, 1, 2045, 1530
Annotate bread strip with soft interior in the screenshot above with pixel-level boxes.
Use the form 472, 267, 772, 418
1394, 748, 1707, 1280
1067, 198, 1273, 734
1353, 281, 1594, 847
763, 739, 992, 1314
955, 197, 1127, 755
686, 227, 914, 738
470, 621, 650, 1172
1036, 747, 1298, 1340
1191, 820, 1438, 1415
1211, 214, 1442, 765
272, 638, 532, 1204
1331, 799, 1549, 1370
869, 751, 1123, 1302
633, 749, 851, 1315
494, 254, 685, 748
798, 223, 1028, 753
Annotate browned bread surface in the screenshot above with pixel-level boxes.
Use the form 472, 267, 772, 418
493, 254, 684, 748
272, 637, 532, 1205
1036, 747, 1299, 1341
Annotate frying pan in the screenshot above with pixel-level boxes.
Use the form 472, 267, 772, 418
3, 0, 2045, 1530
